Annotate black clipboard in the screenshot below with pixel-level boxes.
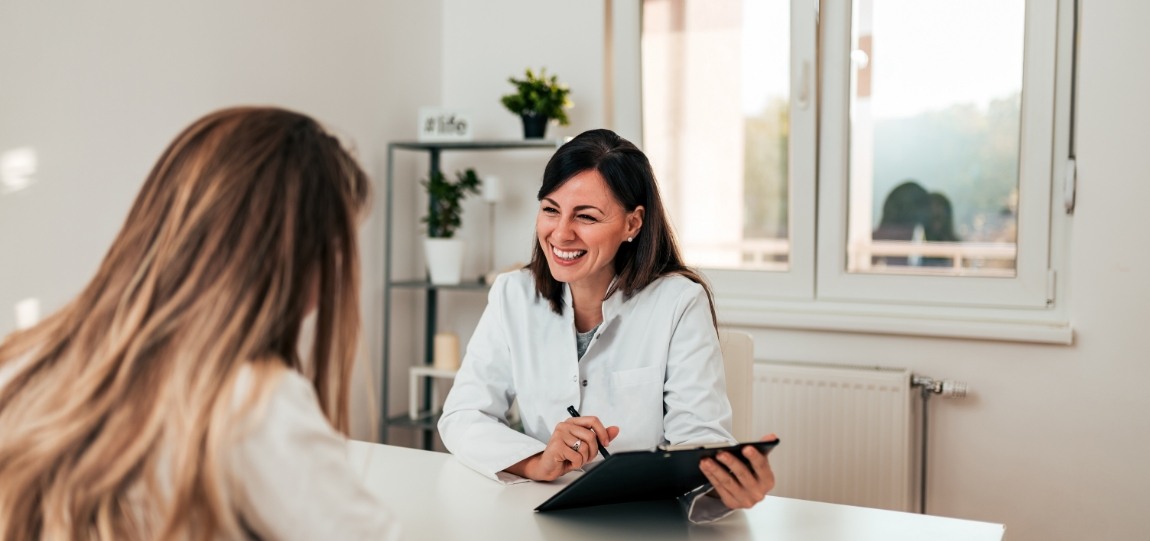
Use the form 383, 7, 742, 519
534, 439, 780, 512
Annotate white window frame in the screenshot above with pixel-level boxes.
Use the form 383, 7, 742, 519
817, 0, 1057, 309
616, 0, 1076, 344
701, 0, 818, 303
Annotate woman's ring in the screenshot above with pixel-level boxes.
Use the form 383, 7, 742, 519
570, 440, 582, 452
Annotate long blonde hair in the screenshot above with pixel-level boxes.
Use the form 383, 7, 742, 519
0, 106, 370, 539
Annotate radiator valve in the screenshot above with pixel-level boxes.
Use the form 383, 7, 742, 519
911, 375, 968, 399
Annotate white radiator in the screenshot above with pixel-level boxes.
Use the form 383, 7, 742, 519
752, 362, 915, 512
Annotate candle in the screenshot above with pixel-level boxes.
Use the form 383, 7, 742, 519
481, 174, 502, 203
433, 332, 461, 371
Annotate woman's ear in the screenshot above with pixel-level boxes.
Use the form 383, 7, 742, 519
627, 206, 645, 239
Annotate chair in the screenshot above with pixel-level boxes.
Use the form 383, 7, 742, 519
718, 329, 755, 441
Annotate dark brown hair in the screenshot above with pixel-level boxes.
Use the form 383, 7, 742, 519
527, 129, 716, 326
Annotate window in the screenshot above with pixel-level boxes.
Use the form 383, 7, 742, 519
846, 1, 1023, 278
638, 0, 1075, 340
641, 0, 817, 300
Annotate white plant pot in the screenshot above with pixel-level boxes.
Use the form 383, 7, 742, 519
424, 237, 464, 285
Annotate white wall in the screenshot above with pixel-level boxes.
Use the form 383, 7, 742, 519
438, 0, 607, 280
0, 0, 443, 439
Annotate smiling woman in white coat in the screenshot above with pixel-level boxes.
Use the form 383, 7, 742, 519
438, 129, 777, 523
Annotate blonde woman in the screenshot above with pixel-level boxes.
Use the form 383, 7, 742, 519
0, 107, 400, 540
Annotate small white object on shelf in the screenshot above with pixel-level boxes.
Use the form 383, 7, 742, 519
481, 174, 502, 203
433, 332, 461, 371
408, 365, 458, 420
417, 107, 473, 142
424, 238, 464, 285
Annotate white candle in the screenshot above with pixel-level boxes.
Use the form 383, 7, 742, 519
481, 174, 502, 203
433, 332, 461, 371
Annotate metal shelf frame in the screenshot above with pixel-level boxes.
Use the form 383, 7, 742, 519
380, 139, 561, 449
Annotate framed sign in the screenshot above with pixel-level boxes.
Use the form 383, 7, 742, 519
417, 108, 473, 142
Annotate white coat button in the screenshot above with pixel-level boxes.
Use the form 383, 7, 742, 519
572, 375, 578, 383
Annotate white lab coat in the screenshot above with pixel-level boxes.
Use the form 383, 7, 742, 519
438, 269, 736, 520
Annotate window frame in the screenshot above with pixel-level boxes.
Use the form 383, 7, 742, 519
700, 0, 819, 302
816, 0, 1058, 309
621, 0, 1076, 344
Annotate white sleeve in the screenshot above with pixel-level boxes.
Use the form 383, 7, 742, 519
662, 284, 736, 446
437, 274, 547, 481
664, 284, 738, 522
229, 371, 402, 541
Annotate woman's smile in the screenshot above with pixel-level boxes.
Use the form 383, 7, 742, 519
550, 245, 587, 264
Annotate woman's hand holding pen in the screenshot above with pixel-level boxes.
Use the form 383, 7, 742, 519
508, 416, 619, 481
539, 416, 620, 480
698, 434, 778, 510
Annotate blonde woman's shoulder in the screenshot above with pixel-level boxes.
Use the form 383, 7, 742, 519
230, 361, 293, 425
227, 361, 403, 540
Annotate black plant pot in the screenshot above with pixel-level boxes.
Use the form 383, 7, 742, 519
520, 113, 549, 139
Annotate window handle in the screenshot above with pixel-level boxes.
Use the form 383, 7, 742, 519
1063, 158, 1077, 213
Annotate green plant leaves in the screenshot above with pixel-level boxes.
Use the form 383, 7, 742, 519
500, 67, 572, 126
420, 168, 482, 238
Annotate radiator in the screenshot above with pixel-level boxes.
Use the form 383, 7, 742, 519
752, 362, 915, 512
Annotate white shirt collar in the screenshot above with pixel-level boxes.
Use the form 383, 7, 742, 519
560, 275, 626, 328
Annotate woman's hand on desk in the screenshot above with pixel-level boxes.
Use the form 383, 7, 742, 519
505, 416, 620, 481
699, 434, 778, 510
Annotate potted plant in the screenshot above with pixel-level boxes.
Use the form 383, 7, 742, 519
421, 168, 482, 284
500, 67, 572, 139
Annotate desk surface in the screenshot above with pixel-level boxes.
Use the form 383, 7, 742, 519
348, 441, 1004, 541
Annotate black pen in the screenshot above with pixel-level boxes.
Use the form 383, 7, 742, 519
567, 405, 611, 458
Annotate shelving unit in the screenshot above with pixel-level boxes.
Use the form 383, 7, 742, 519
380, 139, 560, 449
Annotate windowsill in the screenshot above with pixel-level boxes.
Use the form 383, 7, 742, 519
716, 297, 1073, 345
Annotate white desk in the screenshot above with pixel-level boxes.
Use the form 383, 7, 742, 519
348, 441, 1004, 541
